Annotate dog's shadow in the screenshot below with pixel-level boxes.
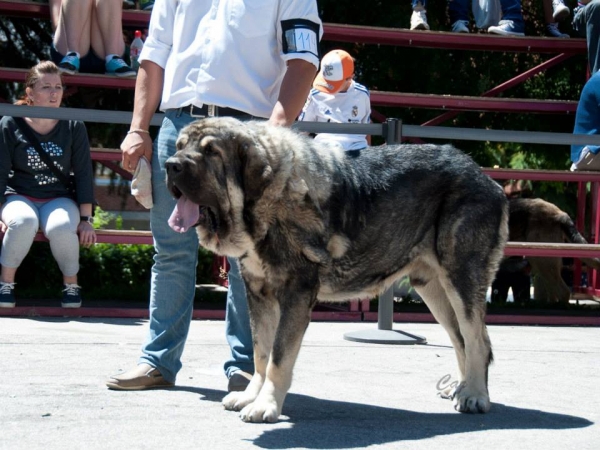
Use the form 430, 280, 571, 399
179, 387, 593, 449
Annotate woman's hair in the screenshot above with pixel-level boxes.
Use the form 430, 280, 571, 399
15, 60, 63, 105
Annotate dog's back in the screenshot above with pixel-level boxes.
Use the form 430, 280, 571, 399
315, 143, 509, 304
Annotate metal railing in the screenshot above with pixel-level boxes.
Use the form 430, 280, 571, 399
4, 103, 600, 147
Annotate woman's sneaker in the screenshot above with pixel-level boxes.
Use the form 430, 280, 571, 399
62, 284, 82, 308
0, 282, 16, 308
58, 52, 80, 75
105, 56, 136, 78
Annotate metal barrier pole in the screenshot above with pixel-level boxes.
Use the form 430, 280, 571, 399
386, 118, 403, 144
344, 118, 426, 345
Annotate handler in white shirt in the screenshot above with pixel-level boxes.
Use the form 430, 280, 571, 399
299, 49, 371, 151
108, 0, 322, 393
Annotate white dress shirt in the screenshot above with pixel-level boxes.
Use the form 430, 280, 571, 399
139, 0, 322, 118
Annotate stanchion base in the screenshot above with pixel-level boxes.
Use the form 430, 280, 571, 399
343, 329, 427, 345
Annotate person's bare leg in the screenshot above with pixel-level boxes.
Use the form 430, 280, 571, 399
63, 275, 77, 285
53, 0, 93, 55
0, 266, 17, 284
92, 0, 126, 59
48, 0, 62, 31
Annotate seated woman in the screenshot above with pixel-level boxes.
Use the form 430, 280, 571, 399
0, 61, 97, 308
50, 0, 135, 77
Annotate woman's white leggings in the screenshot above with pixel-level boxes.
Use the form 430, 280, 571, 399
0, 195, 80, 276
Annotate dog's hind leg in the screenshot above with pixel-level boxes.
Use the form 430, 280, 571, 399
413, 277, 466, 393
427, 192, 506, 413
438, 274, 493, 414
412, 257, 493, 413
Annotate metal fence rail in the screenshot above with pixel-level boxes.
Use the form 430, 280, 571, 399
3, 103, 600, 147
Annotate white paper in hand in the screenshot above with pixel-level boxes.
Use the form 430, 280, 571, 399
131, 156, 153, 209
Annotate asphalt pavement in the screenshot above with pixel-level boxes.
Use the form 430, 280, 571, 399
1, 317, 598, 449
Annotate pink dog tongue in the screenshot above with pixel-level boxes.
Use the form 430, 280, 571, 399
168, 196, 200, 233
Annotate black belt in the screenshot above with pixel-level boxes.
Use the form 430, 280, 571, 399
177, 104, 252, 118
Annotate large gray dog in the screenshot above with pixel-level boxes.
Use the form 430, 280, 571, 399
165, 117, 509, 423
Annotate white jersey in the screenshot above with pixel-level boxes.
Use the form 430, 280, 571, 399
299, 80, 371, 151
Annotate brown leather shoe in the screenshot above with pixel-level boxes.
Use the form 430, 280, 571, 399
227, 370, 253, 392
106, 363, 174, 390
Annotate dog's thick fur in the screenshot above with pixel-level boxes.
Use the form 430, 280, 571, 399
165, 117, 509, 422
508, 198, 600, 302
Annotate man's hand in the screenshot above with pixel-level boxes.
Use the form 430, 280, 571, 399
121, 130, 153, 173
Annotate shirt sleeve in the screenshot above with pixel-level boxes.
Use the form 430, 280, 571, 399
572, 73, 600, 162
362, 90, 372, 124
278, 0, 323, 69
139, 0, 176, 68
298, 94, 318, 122
70, 121, 95, 205
0, 117, 15, 205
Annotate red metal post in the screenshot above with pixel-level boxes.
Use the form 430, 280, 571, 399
573, 181, 587, 292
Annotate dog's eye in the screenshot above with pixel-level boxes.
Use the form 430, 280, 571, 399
175, 135, 188, 151
204, 143, 217, 156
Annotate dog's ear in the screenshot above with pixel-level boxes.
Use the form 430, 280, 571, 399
238, 139, 273, 202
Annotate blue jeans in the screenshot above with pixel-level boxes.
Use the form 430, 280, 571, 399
498, 0, 523, 22
448, 0, 523, 23
573, 1, 600, 74
139, 109, 254, 383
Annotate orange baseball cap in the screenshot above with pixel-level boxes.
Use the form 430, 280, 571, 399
313, 50, 354, 94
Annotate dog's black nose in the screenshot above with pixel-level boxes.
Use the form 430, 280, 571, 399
165, 158, 183, 176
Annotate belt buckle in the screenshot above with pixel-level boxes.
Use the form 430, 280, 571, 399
207, 105, 216, 117
189, 105, 205, 118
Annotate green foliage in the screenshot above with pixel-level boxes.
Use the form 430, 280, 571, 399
78, 242, 155, 301
16, 239, 217, 302
14, 209, 218, 302
92, 207, 115, 229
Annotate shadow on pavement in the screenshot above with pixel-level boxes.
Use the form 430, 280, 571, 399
179, 386, 593, 449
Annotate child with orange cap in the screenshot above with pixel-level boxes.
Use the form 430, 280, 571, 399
299, 49, 371, 151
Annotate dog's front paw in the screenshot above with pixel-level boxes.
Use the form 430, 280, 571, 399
222, 391, 256, 412
239, 396, 280, 423
452, 382, 490, 413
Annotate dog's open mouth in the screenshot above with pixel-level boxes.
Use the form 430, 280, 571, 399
168, 186, 218, 234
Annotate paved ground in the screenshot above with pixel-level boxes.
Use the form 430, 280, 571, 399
1, 317, 598, 449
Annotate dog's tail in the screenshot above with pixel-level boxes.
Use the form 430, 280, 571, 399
559, 213, 600, 270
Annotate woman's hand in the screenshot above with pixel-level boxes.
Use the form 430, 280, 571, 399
77, 221, 97, 247
0, 220, 6, 239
